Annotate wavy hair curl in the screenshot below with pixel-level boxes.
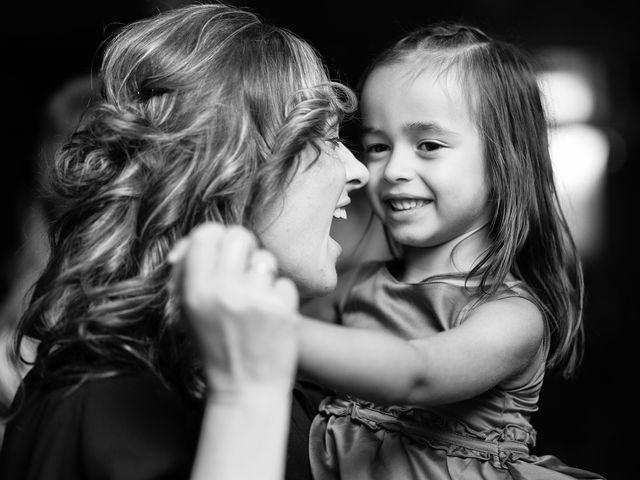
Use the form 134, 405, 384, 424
13, 3, 356, 398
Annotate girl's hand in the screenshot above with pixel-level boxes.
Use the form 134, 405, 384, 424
168, 222, 300, 399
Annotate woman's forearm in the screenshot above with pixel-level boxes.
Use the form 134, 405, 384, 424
191, 387, 291, 480
172, 223, 300, 480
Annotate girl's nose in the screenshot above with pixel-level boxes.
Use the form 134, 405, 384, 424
343, 148, 369, 191
383, 150, 412, 183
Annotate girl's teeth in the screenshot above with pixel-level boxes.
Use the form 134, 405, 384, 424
388, 199, 427, 211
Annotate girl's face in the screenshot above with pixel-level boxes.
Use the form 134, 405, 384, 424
360, 63, 491, 252
256, 140, 369, 298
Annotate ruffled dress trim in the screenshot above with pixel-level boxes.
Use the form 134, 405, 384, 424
319, 396, 535, 470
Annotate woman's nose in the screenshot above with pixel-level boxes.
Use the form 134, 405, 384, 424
343, 148, 369, 191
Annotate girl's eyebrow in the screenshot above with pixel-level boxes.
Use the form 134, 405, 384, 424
360, 125, 380, 135
404, 121, 456, 137
361, 122, 457, 137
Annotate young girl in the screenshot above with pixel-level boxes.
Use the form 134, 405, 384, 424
297, 23, 607, 479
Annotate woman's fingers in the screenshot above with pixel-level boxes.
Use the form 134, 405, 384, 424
167, 221, 300, 393
167, 237, 190, 265
168, 221, 299, 313
169, 222, 297, 310
272, 277, 299, 312
217, 225, 259, 273
180, 223, 227, 293
247, 249, 279, 284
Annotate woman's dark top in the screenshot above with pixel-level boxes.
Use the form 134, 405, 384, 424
0, 363, 325, 480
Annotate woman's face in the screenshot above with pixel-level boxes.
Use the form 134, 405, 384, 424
256, 140, 368, 298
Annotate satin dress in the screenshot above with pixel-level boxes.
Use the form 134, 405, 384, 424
310, 261, 606, 480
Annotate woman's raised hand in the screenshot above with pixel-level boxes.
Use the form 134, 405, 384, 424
168, 222, 300, 397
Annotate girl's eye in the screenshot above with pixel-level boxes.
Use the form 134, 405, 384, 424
364, 143, 389, 154
417, 141, 445, 152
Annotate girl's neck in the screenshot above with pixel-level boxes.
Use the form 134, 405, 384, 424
398, 226, 491, 283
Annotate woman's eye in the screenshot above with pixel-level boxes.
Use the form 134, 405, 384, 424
418, 141, 444, 152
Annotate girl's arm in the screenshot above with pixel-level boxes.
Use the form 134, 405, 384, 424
297, 295, 545, 406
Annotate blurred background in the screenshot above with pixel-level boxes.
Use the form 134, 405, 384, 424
2, 1, 636, 477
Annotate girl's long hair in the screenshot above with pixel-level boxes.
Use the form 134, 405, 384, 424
361, 24, 584, 378
12, 3, 356, 400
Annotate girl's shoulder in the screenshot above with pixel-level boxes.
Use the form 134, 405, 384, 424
462, 279, 545, 327
462, 282, 546, 358
451, 279, 545, 352
490, 280, 547, 324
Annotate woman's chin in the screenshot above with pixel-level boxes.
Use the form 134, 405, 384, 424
297, 267, 337, 299
329, 235, 343, 259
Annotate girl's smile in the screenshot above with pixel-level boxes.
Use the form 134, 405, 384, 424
361, 61, 491, 265
383, 194, 433, 213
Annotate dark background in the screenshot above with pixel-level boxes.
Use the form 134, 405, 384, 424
4, 1, 636, 478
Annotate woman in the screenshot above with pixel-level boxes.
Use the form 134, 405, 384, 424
0, 3, 368, 479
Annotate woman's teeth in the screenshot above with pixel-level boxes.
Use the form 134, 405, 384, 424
333, 207, 347, 219
387, 199, 429, 211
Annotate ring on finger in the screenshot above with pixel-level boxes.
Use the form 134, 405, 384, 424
248, 249, 278, 277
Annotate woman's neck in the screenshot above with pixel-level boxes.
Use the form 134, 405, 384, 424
398, 226, 491, 283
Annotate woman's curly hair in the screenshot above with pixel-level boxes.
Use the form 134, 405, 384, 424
12, 3, 356, 399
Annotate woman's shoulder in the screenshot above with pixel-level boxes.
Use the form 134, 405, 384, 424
21, 367, 201, 433
1, 368, 201, 480
18, 364, 170, 400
